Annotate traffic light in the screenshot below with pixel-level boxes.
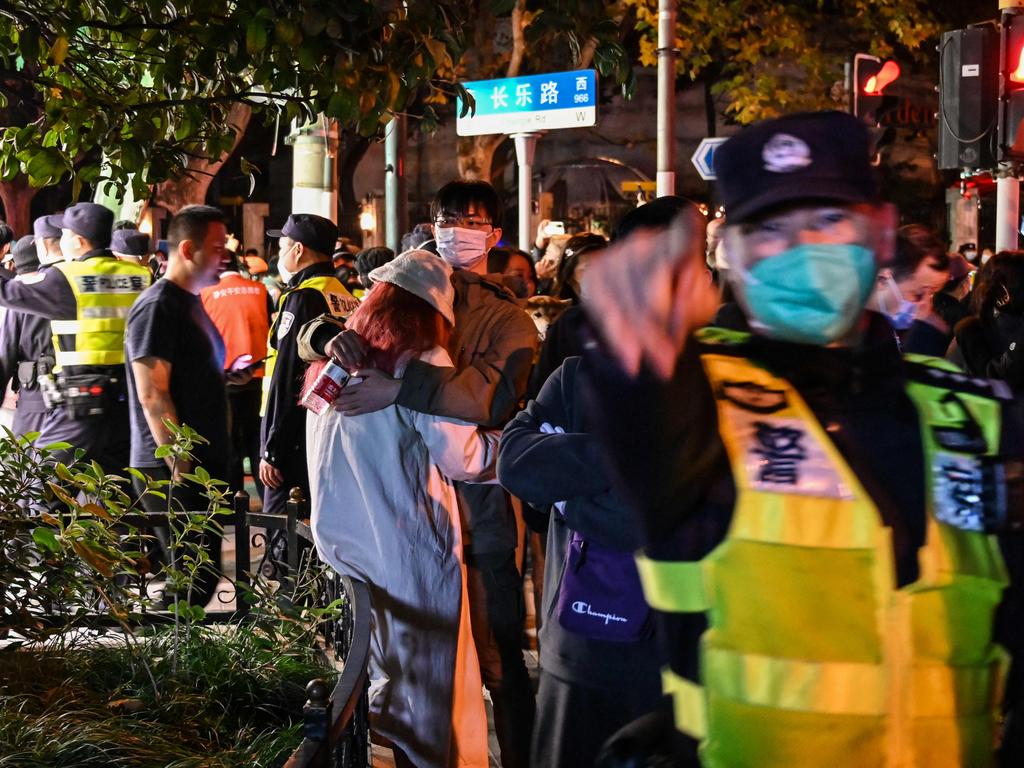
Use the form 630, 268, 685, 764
937, 25, 999, 170
853, 53, 901, 125
999, 10, 1024, 160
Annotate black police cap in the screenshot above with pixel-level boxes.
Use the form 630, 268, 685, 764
267, 213, 338, 258
33, 215, 61, 239
111, 229, 151, 257
45, 202, 114, 248
714, 111, 878, 224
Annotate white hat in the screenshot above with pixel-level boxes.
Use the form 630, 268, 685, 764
369, 249, 455, 325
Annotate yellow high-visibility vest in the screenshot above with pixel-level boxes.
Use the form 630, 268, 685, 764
636, 328, 1008, 768
50, 258, 151, 370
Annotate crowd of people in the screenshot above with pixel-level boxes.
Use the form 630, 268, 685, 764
1, 108, 1024, 768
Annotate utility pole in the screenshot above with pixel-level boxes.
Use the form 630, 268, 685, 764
513, 132, 538, 252
656, 0, 677, 197
384, 115, 407, 253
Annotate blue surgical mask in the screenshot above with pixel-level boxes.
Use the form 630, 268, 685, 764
737, 243, 877, 345
877, 274, 917, 330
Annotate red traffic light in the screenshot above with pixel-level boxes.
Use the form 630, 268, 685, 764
863, 60, 901, 95
1011, 45, 1024, 83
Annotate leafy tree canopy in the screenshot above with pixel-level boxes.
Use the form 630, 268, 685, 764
624, 0, 940, 124
0, 0, 470, 198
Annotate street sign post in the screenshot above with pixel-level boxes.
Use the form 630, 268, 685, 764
691, 137, 728, 181
457, 69, 598, 250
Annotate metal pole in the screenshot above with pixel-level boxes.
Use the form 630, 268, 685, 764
656, 0, 677, 197
384, 115, 406, 253
996, 171, 1020, 252
513, 132, 538, 252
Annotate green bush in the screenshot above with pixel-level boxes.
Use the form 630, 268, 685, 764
0, 425, 341, 767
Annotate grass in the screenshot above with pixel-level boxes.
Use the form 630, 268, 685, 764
0, 623, 335, 768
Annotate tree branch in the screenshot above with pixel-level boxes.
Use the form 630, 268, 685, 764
506, 0, 526, 78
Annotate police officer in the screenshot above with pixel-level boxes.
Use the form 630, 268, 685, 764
0, 236, 49, 437
33, 215, 65, 267
111, 228, 151, 267
0, 202, 151, 469
259, 214, 357, 561
582, 112, 1024, 767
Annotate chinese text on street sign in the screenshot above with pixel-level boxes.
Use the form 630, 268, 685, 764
457, 70, 598, 136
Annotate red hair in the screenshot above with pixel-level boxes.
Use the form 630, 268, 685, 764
346, 282, 451, 375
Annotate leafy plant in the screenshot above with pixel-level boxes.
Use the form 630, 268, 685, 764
0, 0, 476, 196
0, 424, 345, 766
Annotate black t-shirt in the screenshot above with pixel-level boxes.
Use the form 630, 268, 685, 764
125, 278, 228, 475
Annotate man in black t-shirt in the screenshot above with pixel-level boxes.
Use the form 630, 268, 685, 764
125, 205, 240, 607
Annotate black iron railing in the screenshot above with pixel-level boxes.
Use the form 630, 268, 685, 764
41, 485, 373, 766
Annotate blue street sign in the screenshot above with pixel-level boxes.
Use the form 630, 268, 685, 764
457, 70, 598, 136
691, 137, 728, 181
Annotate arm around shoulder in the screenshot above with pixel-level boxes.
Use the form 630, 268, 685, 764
398, 306, 538, 426
296, 314, 346, 362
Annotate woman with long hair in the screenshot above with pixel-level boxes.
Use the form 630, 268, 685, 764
307, 250, 494, 768
950, 250, 1024, 392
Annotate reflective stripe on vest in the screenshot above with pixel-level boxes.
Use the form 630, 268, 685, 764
261, 275, 356, 415
636, 341, 1008, 768
51, 259, 151, 370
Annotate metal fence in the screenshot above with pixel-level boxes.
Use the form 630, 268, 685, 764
248, 489, 372, 768
74, 486, 373, 767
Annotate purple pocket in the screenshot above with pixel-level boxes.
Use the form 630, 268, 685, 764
556, 532, 651, 642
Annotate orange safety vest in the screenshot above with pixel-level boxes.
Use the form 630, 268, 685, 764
200, 273, 270, 377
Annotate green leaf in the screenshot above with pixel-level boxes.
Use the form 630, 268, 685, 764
25, 148, 66, 184
32, 526, 60, 553
246, 20, 267, 55
154, 444, 173, 459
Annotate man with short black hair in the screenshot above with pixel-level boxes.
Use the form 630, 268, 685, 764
0, 202, 151, 468
125, 204, 236, 606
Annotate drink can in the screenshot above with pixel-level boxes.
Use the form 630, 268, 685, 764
300, 360, 350, 415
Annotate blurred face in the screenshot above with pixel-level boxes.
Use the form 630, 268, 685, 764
59, 229, 89, 260
34, 237, 63, 264
504, 253, 536, 297
724, 204, 883, 267
894, 257, 949, 303
720, 202, 897, 345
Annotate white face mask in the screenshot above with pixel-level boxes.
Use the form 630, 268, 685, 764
435, 226, 489, 270
277, 244, 298, 284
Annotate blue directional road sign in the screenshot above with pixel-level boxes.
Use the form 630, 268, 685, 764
691, 137, 728, 181
457, 70, 598, 137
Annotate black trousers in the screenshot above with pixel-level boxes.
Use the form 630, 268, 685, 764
466, 549, 535, 768
131, 467, 224, 608
227, 383, 264, 500
532, 669, 665, 768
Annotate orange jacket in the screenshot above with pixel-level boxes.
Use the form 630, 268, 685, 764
200, 272, 270, 377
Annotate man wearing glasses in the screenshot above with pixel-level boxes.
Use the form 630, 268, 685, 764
299, 180, 538, 768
